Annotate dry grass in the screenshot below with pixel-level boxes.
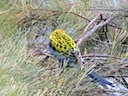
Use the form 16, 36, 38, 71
0, 0, 128, 96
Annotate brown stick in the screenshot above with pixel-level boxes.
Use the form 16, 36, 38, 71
77, 13, 122, 48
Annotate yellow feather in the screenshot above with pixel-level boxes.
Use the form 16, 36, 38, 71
50, 29, 76, 53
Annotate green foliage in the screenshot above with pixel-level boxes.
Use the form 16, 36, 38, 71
0, 0, 13, 9
0, 33, 42, 95
0, 12, 19, 39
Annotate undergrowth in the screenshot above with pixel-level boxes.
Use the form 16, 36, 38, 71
0, 0, 128, 96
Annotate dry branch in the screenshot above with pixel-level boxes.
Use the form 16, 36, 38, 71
77, 13, 123, 48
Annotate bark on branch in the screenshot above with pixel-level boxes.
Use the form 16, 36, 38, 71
77, 13, 123, 48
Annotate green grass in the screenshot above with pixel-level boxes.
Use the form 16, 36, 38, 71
0, 0, 128, 96
0, 35, 90, 96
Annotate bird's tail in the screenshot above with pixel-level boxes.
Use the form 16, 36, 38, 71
87, 70, 114, 88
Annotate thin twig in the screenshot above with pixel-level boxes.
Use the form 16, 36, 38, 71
83, 13, 100, 32
77, 13, 122, 47
80, 8, 128, 12
33, 8, 124, 30
82, 54, 122, 59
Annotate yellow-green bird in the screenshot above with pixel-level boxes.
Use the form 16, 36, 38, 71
48, 29, 114, 88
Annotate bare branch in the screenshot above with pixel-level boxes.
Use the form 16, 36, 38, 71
77, 13, 122, 47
